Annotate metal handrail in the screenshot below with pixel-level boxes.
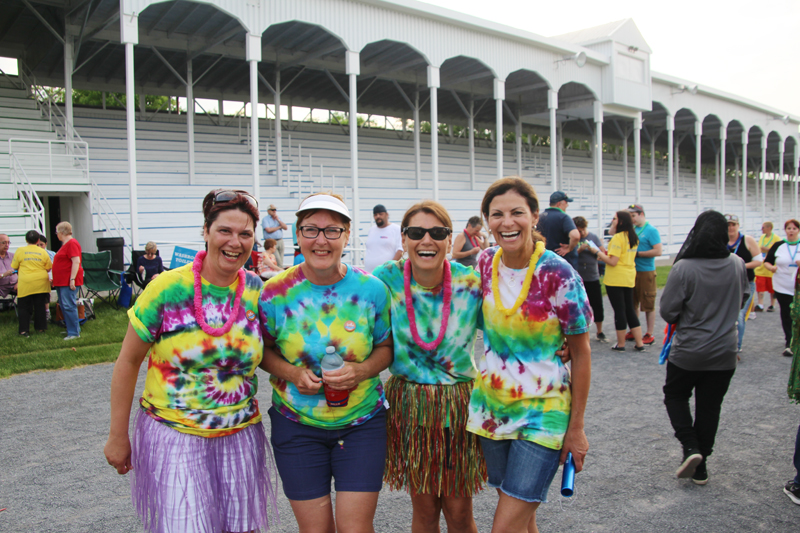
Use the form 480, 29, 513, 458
9, 138, 90, 184
91, 180, 132, 264
9, 153, 46, 235
17, 61, 85, 146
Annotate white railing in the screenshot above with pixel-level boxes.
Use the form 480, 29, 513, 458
17, 61, 86, 146
91, 180, 132, 264
8, 138, 90, 185
9, 153, 46, 234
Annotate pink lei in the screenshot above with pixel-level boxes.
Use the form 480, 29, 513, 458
403, 259, 452, 351
192, 251, 246, 337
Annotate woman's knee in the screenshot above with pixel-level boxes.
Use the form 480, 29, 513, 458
441, 497, 476, 531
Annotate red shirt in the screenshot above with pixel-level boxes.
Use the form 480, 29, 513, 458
53, 238, 84, 287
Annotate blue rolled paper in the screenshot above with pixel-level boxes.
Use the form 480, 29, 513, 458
561, 452, 576, 497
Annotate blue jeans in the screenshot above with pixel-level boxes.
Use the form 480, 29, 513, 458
737, 281, 756, 350
479, 437, 561, 503
57, 286, 80, 337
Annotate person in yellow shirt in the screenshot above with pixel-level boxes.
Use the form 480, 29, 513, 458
596, 211, 645, 351
11, 230, 52, 336
754, 221, 780, 312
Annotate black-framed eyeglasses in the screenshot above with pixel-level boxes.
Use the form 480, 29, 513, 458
211, 189, 259, 210
403, 226, 452, 241
299, 226, 347, 240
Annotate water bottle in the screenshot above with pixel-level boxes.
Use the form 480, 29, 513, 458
561, 452, 576, 497
320, 346, 350, 407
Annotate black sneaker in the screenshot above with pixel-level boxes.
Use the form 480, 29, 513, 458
692, 459, 708, 485
611, 344, 626, 352
785, 480, 800, 505
755, 304, 764, 312
767, 305, 775, 312
635, 345, 647, 352
677, 448, 703, 478
596, 332, 608, 343
782, 347, 793, 357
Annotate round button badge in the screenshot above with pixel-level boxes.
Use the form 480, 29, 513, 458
344, 320, 356, 332
246, 310, 257, 322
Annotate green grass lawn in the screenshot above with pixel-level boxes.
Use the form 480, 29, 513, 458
0, 299, 130, 378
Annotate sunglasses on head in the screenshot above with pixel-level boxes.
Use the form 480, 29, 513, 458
210, 190, 259, 210
403, 226, 452, 241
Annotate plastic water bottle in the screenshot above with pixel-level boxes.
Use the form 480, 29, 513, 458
561, 452, 576, 497
320, 346, 350, 407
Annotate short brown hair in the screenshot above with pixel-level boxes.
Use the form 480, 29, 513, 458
202, 189, 259, 231
401, 200, 453, 230
296, 192, 351, 231
573, 216, 587, 229
785, 219, 800, 231
263, 238, 277, 250
481, 176, 545, 245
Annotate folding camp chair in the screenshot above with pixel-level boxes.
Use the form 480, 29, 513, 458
81, 250, 125, 309
0, 290, 17, 315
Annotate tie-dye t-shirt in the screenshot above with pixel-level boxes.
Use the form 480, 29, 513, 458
259, 264, 391, 429
467, 247, 592, 450
128, 264, 264, 438
373, 260, 482, 385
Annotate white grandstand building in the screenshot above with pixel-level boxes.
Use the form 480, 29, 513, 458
0, 0, 798, 265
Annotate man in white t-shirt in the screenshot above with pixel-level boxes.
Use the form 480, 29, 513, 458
365, 204, 403, 272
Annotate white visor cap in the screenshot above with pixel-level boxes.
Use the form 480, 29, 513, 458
296, 194, 351, 221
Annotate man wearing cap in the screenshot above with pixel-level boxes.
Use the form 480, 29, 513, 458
626, 204, 662, 345
536, 191, 580, 269
725, 214, 761, 352
365, 204, 403, 273
754, 221, 780, 312
262, 204, 288, 268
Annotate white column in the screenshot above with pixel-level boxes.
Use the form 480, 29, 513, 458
594, 101, 604, 235
63, 36, 74, 140
557, 122, 564, 185
246, 34, 261, 200
779, 143, 785, 223
468, 99, 475, 190
742, 132, 748, 230
413, 90, 421, 188
720, 128, 727, 214
428, 66, 440, 200
634, 114, 642, 203
623, 135, 628, 196
515, 112, 522, 177
186, 59, 195, 184
548, 89, 558, 190
346, 51, 361, 260
650, 138, 656, 196
795, 145, 799, 218
275, 70, 282, 188
494, 78, 505, 181
695, 120, 702, 215
761, 136, 767, 220
121, 14, 139, 249
666, 115, 674, 252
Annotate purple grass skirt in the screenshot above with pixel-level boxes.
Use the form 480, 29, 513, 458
130, 410, 279, 533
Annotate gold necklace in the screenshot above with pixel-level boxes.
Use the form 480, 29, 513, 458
492, 241, 545, 316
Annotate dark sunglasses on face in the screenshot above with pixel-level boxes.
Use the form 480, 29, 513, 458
299, 226, 347, 240
403, 226, 452, 241
211, 190, 259, 210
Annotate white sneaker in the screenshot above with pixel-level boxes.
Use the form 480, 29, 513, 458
749, 312, 756, 320
64, 335, 81, 341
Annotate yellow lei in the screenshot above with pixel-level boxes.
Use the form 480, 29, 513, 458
492, 241, 545, 316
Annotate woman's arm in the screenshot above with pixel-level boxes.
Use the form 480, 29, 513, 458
450, 233, 472, 259
595, 249, 619, 266
69, 256, 80, 290
323, 336, 393, 391
561, 332, 591, 472
744, 235, 762, 270
763, 241, 782, 273
104, 323, 153, 475
259, 338, 322, 394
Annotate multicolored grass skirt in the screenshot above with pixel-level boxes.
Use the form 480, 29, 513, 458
130, 410, 279, 533
384, 376, 486, 497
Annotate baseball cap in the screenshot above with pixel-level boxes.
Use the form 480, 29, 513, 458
297, 194, 351, 221
373, 204, 387, 215
627, 204, 644, 214
550, 191, 573, 204
724, 214, 739, 224
267, 204, 277, 211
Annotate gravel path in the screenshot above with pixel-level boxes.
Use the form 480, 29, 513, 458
1, 290, 799, 532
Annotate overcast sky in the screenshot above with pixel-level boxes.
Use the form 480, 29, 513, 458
421, 0, 800, 118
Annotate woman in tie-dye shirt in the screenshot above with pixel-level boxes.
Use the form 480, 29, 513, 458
467, 177, 592, 532
259, 193, 392, 532
104, 190, 276, 533
373, 200, 486, 532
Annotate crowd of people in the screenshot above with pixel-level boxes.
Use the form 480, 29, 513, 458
93, 181, 800, 532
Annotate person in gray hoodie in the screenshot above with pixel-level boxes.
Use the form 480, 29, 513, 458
660, 210, 749, 486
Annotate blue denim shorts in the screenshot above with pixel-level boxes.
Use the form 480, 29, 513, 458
268, 407, 387, 501
479, 437, 561, 503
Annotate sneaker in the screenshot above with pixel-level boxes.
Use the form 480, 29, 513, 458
677, 449, 703, 478
635, 345, 647, 352
782, 347, 793, 357
692, 460, 708, 485
624, 331, 634, 341
596, 332, 609, 343
784, 480, 800, 505
64, 335, 81, 341
611, 344, 626, 352
767, 305, 775, 312
18, 332, 29, 337
749, 312, 757, 320
755, 304, 764, 312
642, 333, 656, 345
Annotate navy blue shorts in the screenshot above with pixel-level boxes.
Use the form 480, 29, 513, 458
479, 437, 561, 503
268, 407, 387, 501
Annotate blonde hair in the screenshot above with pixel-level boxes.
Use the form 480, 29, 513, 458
56, 221, 73, 236
145, 241, 157, 254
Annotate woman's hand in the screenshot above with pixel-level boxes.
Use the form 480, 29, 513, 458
292, 367, 323, 395
561, 426, 589, 472
104, 433, 133, 475
322, 362, 364, 391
